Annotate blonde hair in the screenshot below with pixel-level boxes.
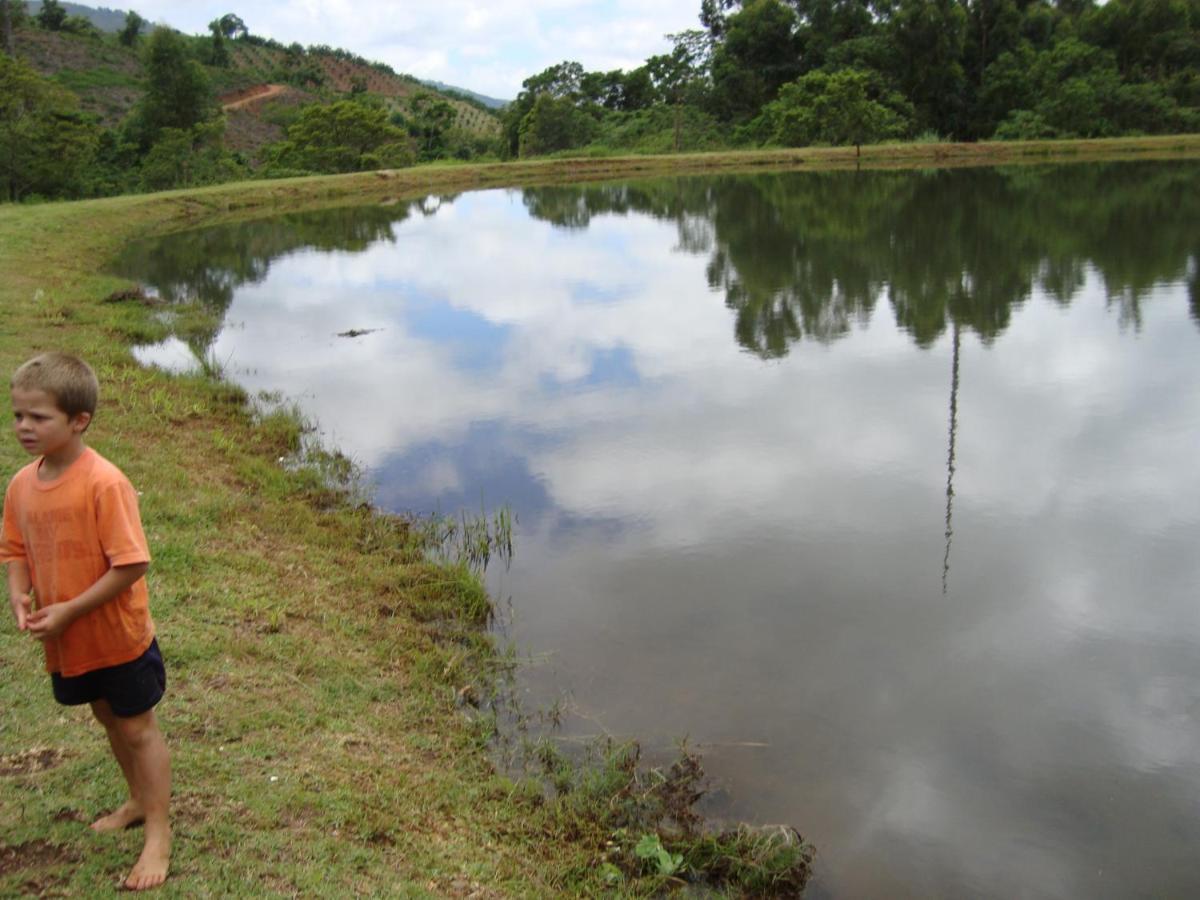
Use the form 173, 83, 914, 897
11, 353, 99, 419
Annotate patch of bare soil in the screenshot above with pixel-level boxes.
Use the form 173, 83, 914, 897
223, 86, 312, 163
0, 747, 66, 777
0, 840, 78, 876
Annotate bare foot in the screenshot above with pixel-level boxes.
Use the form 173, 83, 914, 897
123, 832, 170, 891
91, 800, 144, 832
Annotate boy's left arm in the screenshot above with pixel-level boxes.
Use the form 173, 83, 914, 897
25, 562, 149, 642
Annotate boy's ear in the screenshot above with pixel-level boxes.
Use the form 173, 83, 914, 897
71, 411, 93, 433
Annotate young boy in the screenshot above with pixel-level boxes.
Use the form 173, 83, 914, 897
2, 352, 170, 891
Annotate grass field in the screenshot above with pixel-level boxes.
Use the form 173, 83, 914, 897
2, 139, 1198, 896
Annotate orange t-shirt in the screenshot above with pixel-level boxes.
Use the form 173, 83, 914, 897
0, 447, 153, 676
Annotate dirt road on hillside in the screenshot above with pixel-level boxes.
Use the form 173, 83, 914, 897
221, 84, 286, 111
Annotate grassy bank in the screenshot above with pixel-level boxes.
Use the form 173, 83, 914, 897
1, 139, 1197, 896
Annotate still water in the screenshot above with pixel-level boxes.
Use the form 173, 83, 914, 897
120, 162, 1200, 897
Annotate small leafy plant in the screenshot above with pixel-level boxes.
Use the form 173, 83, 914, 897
635, 832, 684, 877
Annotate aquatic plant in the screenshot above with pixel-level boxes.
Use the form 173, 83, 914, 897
513, 737, 814, 896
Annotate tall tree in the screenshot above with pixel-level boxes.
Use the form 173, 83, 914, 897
647, 30, 713, 149
0, 54, 99, 201
710, 0, 802, 122
216, 13, 247, 39
501, 61, 588, 156
36, 0, 66, 31
207, 20, 230, 66
134, 27, 215, 147
889, 0, 968, 136
118, 10, 146, 47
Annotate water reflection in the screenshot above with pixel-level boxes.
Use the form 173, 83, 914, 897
522, 164, 1200, 354
115, 161, 1200, 898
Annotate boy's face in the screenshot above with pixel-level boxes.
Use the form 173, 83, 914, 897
11, 388, 90, 458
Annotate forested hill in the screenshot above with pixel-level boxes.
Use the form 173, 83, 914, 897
1, 3, 503, 201
2, 0, 1198, 204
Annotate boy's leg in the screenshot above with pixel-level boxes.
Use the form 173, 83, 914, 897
106, 707, 171, 890
89, 699, 145, 830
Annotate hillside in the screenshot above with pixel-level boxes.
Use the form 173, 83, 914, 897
9, 16, 501, 160
224, 41, 500, 135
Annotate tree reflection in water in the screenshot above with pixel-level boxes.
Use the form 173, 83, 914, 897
114, 198, 456, 357
116, 163, 1200, 363
522, 161, 1200, 356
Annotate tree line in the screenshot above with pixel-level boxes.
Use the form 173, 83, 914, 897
503, 0, 1199, 156
2, 0, 1198, 202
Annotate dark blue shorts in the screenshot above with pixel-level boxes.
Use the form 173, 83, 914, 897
50, 638, 166, 718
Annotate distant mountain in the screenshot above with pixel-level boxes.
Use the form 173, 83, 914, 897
24, 1, 130, 32
421, 80, 509, 110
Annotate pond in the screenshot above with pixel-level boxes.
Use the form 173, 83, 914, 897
119, 161, 1200, 898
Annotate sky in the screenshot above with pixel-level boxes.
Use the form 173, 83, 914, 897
124, 0, 706, 100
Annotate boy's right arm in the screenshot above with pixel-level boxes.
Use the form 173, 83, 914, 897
7, 560, 32, 631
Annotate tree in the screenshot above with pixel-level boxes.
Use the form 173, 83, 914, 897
215, 13, 247, 40
992, 37, 1200, 137
140, 120, 243, 191
501, 60, 588, 156
620, 67, 656, 110
963, 0, 1024, 90
404, 93, 456, 159
207, 20, 230, 67
889, 0, 968, 136
790, 0, 879, 72
523, 60, 586, 99
36, 0, 66, 31
517, 94, 595, 157
267, 100, 413, 173
764, 68, 912, 153
1082, 0, 1200, 83
973, 44, 1037, 136
710, 0, 802, 122
61, 14, 101, 38
134, 27, 215, 146
647, 30, 714, 149
0, 54, 98, 201
119, 10, 146, 47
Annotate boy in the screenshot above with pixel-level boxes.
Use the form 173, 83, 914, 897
2, 352, 170, 891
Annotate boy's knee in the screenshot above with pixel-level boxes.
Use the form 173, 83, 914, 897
111, 709, 161, 749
